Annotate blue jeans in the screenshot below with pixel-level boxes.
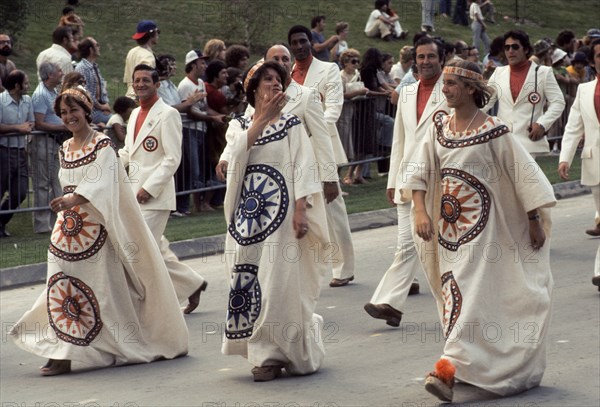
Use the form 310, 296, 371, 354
176, 126, 206, 213
0, 147, 28, 227
439, 0, 452, 15
472, 21, 491, 55
30, 134, 61, 233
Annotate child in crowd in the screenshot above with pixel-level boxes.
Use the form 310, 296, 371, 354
104, 96, 136, 149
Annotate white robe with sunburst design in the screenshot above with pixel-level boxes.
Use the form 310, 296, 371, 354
10, 134, 188, 368
221, 113, 328, 375
403, 115, 556, 396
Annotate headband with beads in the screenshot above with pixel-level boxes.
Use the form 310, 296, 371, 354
60, 86, 93, 111
443, 66, 484, 82
243, 59, 265, 92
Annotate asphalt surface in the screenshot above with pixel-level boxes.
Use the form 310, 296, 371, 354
0, 180, 591, 289
0, 193, 598, 407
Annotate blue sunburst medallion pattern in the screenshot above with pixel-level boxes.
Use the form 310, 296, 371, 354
228, 164, 289, 246
225, 264, 262, 339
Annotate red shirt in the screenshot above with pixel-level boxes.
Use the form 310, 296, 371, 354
417, 73, 441, 123
205, 83, 226, 112
134, 93, 159, 143
509, 60, 532, 102
291, 54, 313, 86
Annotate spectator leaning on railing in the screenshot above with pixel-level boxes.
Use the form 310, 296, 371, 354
31, 62, 69, 234
0, 70, 34, 238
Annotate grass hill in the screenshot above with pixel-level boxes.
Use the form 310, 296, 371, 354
6, 0, 600, 99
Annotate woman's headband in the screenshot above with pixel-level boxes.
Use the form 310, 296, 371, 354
243, 59, 264, 92
443, 66, 484, 82
60, 86, 93, 111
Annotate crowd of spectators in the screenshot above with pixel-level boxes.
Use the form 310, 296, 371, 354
1, 1, 600, 238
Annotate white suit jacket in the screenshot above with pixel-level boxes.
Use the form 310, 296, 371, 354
559, 78, 600, 186
298, 57, 347, 164
119, 97, 182, 210
388, 75, 449, 204
485, 63, 565, 154
221, 81, 338, 183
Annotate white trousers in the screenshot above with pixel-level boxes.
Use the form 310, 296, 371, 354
325, 185, 355, 279
370, 203, 424, 311
142, 209, 206, 303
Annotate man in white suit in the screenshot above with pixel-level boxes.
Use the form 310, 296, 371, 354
288, 25, 355, 287
558, 39, 600, 290
120, 64, 207, 313
485, 30, 565, 155
217, 44, 340, 288
364, 37, 449, 326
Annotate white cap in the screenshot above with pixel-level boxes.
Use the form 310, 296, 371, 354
185, 50, 203, 65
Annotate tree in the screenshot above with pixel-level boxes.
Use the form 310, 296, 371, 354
0, 0, 29, 47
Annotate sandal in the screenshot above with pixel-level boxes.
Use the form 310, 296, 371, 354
425, 373, 453, 401
251, 365, 282, 382
40, 359, 71, 376
342, 176, 354, 186
424, 359, 455, 402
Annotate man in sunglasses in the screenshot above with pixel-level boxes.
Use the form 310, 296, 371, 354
123, 20, 160, 99
485, 30, 565, 155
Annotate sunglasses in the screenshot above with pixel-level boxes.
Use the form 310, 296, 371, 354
350, 59, 360, 64
504, 44, 521, 51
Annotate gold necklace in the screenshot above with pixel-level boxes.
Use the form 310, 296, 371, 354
71, 128, 95, 152
452, 110, 479, 134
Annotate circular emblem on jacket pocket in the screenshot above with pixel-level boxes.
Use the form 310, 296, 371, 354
143, 136, 158, 152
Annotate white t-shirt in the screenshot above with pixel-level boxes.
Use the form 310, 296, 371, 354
123, 46, 156, 98
365, 9, 383, 33
469, 3, 482, 21
390, 63, 407, 82
177, 76, 207, 131
106, 113, 124, 128
105, 113, 126, 148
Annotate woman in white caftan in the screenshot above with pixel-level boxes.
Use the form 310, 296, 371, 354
221, 61, 328, 382
10, 87, 188, 375
404, 61, 556, 401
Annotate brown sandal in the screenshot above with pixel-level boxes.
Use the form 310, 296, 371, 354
251, 365, 282, 382
425, 373, 453, 401
40, 359, 71, 376
424, 369, 455, 402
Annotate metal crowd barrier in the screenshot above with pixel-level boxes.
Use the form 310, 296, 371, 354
337, 95, 395, 170
1, 103, 395, 217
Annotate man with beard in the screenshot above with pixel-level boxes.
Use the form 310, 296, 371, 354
0, 33, 17, 93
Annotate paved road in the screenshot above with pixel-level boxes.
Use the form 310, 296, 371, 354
1, 195, 598, 407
